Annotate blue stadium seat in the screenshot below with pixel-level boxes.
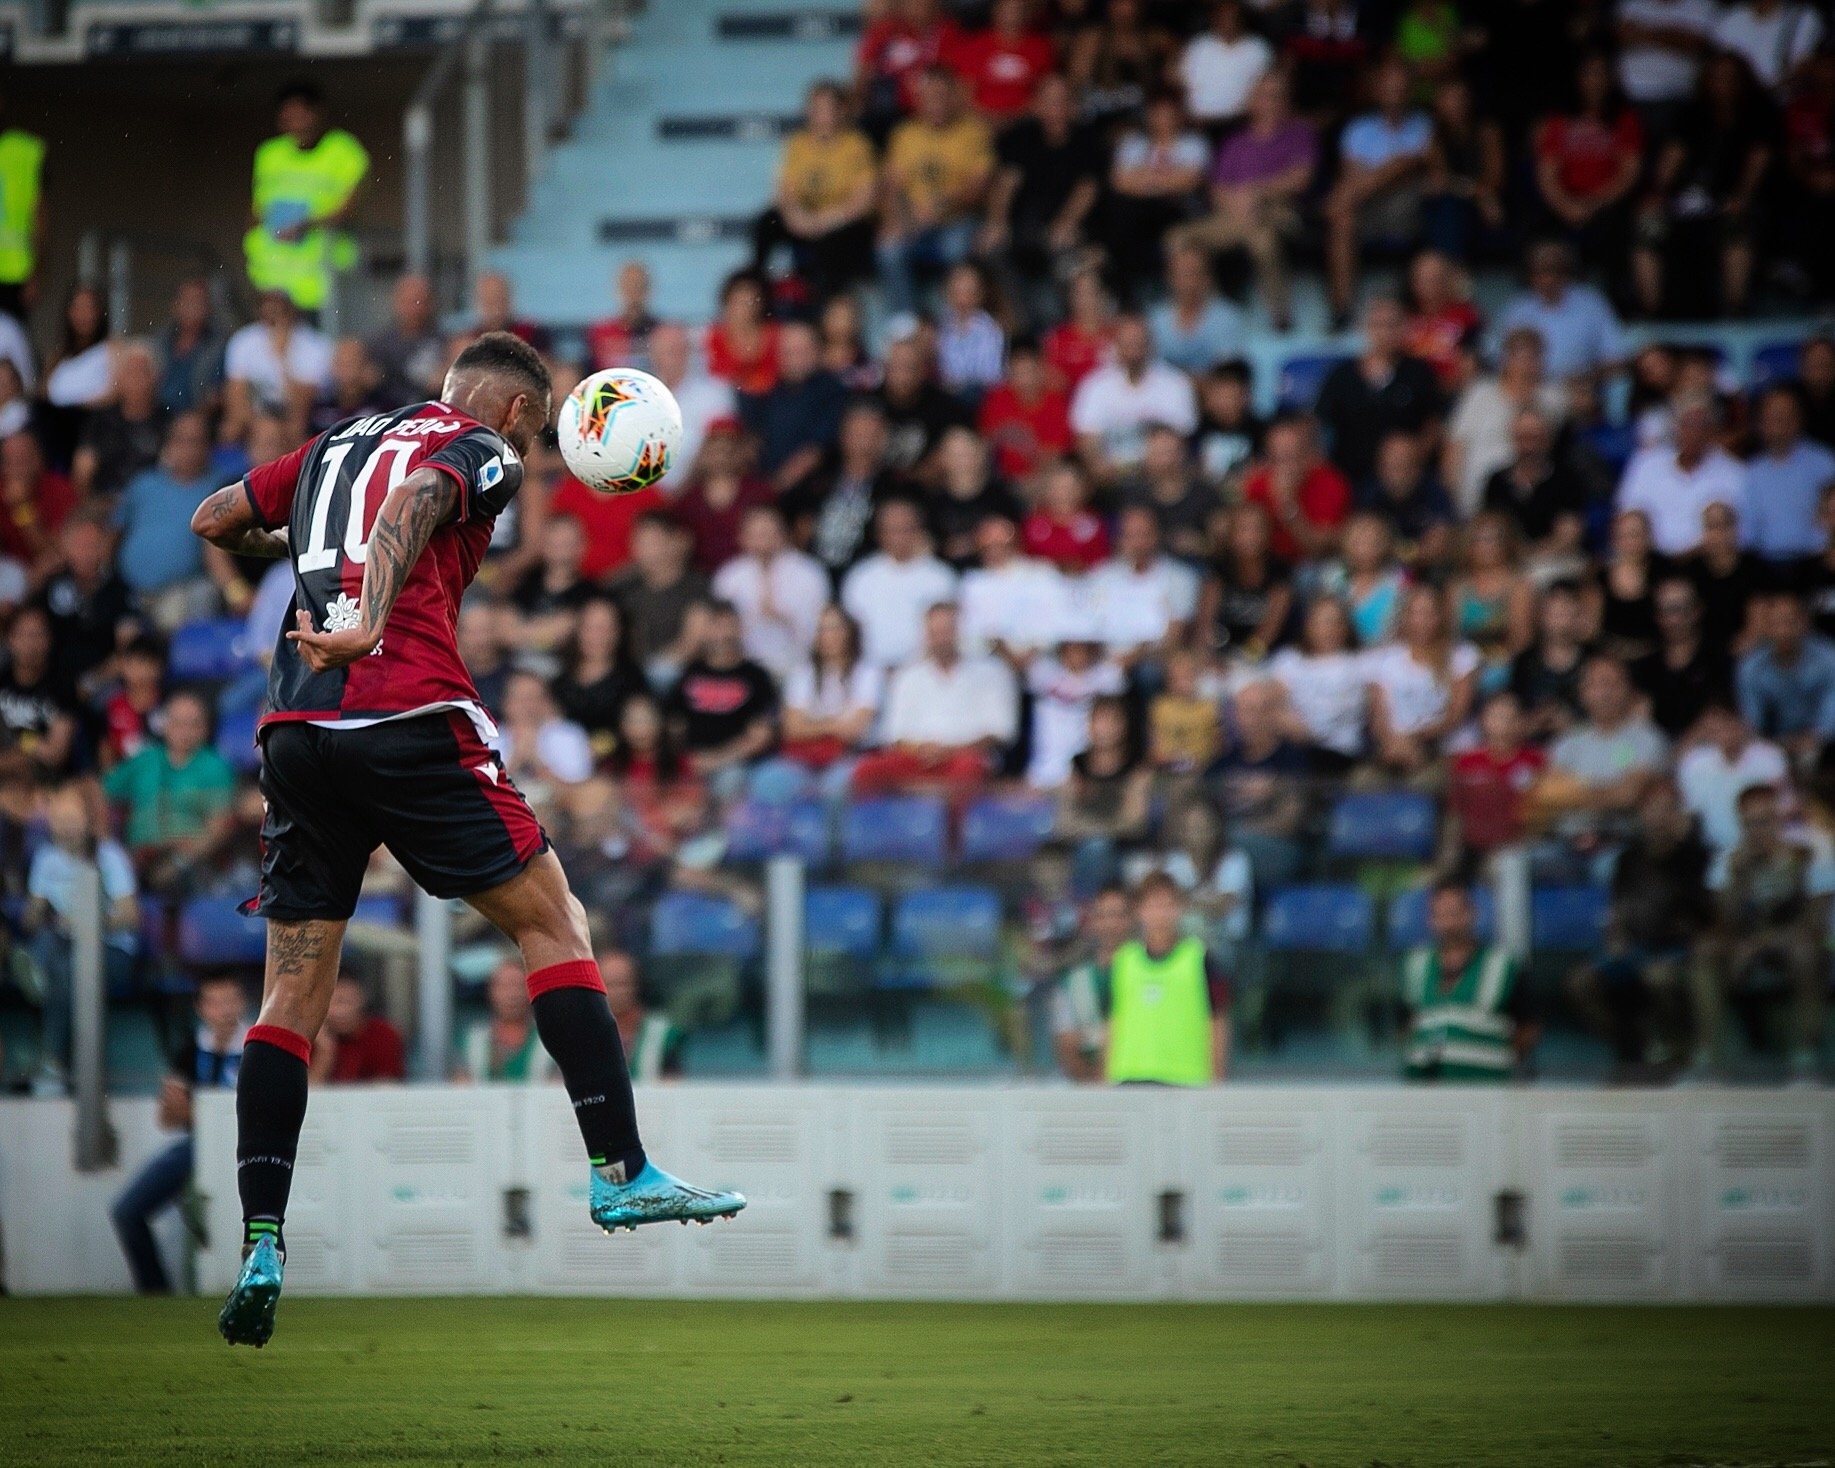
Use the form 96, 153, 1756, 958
960, 794, 1055, 863
1386, 886, 1496, 952
1531, 886, 1609, 952
1259, 885, 1376, 953
169, 618, 251, 682
178, 898, 266, 968
804, 885, 881, 957
1751, 339, 1802, 388
350, 894, 404, 927
726, 798, 832, 866
881, 885, 1003, 989
1277, 353, 1350, 412
215, 707, 261, 773
650, 891, 761, 958
840, 795, 948, 868
1326, 790, 1438, 862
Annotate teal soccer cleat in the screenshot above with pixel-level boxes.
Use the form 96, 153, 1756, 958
217, 1235, 285, 1348
590, 1160, 746, 1233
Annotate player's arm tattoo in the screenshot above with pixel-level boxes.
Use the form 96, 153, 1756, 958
190, 485, 290, 559
357, 467, 460, 644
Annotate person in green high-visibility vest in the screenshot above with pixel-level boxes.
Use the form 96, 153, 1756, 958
243, 81, 369, 317
1399, 881, 1537, 1083
0, 89, 45, 324
1102, 872, 1231, 1085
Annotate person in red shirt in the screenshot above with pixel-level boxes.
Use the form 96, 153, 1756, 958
546, 450, 665, 581
978, 339, 1071, 480
1043, 267, 1115, 392
310, 975, 407, 1084
671, 426, 774, 574
0, 431, 74, 569
1240, 415, 1351, 561
948, 0, 1054, 124
856, 0, 963, 133
1449, 689, 1546, 855
703, 271, 780, 397
101, 637, 165, 768
1402, 249, 1481, 391
584, 260, 661, 373
1022, 458, 1110, 572
1531, 50, 1643, 265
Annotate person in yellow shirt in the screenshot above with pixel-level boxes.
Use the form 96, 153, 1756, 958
752, 80, 879, 299
0, 89, 45, 324
244, 81, 370, 317
878, 66, 995, 313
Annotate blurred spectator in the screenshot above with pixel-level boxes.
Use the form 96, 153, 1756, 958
817, 295, 880, 392
1316, 297, 1443, 487
1045, 267, 1117, 393
1449, 690, 1547, 854
222, 289, 332, 444
1072, 313, 1198, 486
1495, 241, 1627, 382
842, 497, 959, 669
978, 339, 1072, 483
981, 74, 1102, 321
366, 273, 443, 407
1122, 422, 1215, 564
551, 595, 645, 763
1149, 243, 1246, 375
1199, 500, 1292, 662
101, 636, 165, 769
704, 271, 779, 397
1085, 505, 1199, 667
1544, 654, 1672, 851
878, 66, 995, 314
855, 0, 962, 136
1052, 883, 1133, 1082
311, 975, 406, 1084
244, 80, 368, 315
787, 401, 899, 582
45, 284, 111, 427
1100, 90, 1208, 294
1632, 574, 1733, 737
666, 600, 778, 797
1447, 511, 1536, 691
38, 512, 133, 683
647, 321, 738, 495
1191, 359, 1264, 491
958, 511, 1072, 668
753, 83, 878, 300
1678, 701, 1791, 856
154, 277, 224, 418
854, 601, 1018, 796
876, 335, 972, 477
608, 511, 708, 685
1615, 0, 1719, 134
1783, 53, 1835, 300
949, 0, 1053, 124
1023, 457, 1110, 573
1210, 679, 1308, 888
0, 430, 73, 580
1027, 626, 1126, 789
1149, 646, 1223, 778
497, 670, 595, 803
1172, 71, 1315, 335
102, 688, 236, 887
585, 261, 660, 373
1445, 329, 1566, 516
1243, 413, 1352, 561
1533, 50, 1644, 269
454, 958, 554, 1082
1597, 508, 1668, 661
712, 503, 829, 681
1067, 0, 1175, 128
73, 341, 165, 499
309, 337, 390, 434
456, 600, 514, 720
1365, 583, 1480, 779
1268, 596, 1367, 775
754, 604, 881, 801
602, 946, 683, 1082
1322, 57, 1432, 327
1738, 591, 1835, 760
0, 603, 77, 775
1317, 510, 1405, 644
1717, 1, 1823, 94
742, 321, 847, 496
1400, 881, 1533, 1082
112, 411, 221, 627
110, 974, 245, 1292
1101, 872, 1230, 1085
1616, 392, 1745, 557
1481, 407, 1588, 570
1054, 692, 1152, 885
1355, 428, 1456, 569
466, 271, 549, 352
1744, 385, 1835, 567
936, 261, 1005, 402
1402, 249, 1479, 391
1800, 336, 1835, 446
1420, 76, 1506, 264
1697, 781, 1830, 1081
1177, 0, 1273, 135
674, 427, 773, 575
1689, 499, 1767, 653
930, 427, 1022, 570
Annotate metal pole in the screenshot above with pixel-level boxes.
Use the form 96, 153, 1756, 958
70, 862, 116, 1171
523, 0, 551, 194
414, 890, 454, 1082
404, 101, 433, 282
75, 229, 101, 287
106, 240, 132, 335
463, 31, 492, 296
764, 856, 805, 1079
1492, 845, 1531, 961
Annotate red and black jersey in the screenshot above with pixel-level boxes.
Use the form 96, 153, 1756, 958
242, 401, 523, 735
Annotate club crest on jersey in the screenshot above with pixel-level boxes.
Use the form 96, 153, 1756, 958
324, 593, 363, 633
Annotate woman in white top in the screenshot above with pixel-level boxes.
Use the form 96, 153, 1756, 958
1442, 326, 1566, 514
1363, 582, 1480, 781
1268, 596, 1367, 776
44, 284, 114, 408
751, 604, 883, 802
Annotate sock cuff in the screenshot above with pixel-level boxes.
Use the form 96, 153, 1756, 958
247, 1023, 312, 1064
527, 959, 605, 999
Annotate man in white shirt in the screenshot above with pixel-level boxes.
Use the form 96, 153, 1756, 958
1070, 313, 1198, 485
840, 498, 959, 669
224, 288, 332, 433
1677, 702, 1792, 857
710, 503, 830, 681
1615, 393, 1747, 556
853, 601, 1019, 795
1177, 0, 1273, 129
1714, 0, 1822, 93
1616, 0, 1719, 109
648, 320, 738, 492
1081, 505, 1199, 666
958, 513, 1073, 669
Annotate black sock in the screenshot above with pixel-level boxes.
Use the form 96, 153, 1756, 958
529, 977, 646, 1180
236, 1027, 310, 1251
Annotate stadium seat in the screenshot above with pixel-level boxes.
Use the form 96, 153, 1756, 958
960, 794, 1055, 864
1325, 791, 1438, 863
650, 891, 761, 958
1385, 886, 1496, 952
1259, 885, 1376, 953
1530, 886, 1609, 952
216, 707, 262, 773
840, 795, 948, 868
1751, 339, 1801, 388
1277, 353, 1350, 412
725, 798, 830, 866
881, 885, 1003, 989
804, 885, 881, 958
169, 618, 251, 682
350, 894, 404, 928
177, 898, 266, 968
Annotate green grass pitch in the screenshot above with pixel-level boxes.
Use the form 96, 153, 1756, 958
1, 1298, 1830, 1466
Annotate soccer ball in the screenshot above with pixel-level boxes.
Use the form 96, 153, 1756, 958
556, 367, 683, 495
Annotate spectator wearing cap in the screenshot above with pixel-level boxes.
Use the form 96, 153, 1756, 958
1737, 591, 1835, 761
711, 503, 829, 682
1242, 414, 1352, 562
647, 321, 738, 494
1315, 296, 1444, 487
1744, 385, 1835, 569
1494, 241, 1628, 382
841, 497, 959, 670
751, 82, 878, 302
1321, 57, 1433, 329
1070, 313, 1198, 488
1615, 391, 1745, 557
958, 512, 1072, 671
1084, 505, 1200, 670
740, 320, 848, 498
154, 276, 225, 418
977, 339, 1072, 483
853, 600, 1017, 796
877, 66, 995, 315
979, 74, 1103, 320
1148, 243, 1246, 377
366, 273, 443, 408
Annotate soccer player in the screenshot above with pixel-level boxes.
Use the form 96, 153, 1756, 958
192, 332, 743, 1348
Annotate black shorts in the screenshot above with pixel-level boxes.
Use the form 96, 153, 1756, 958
251, 710, 548, 922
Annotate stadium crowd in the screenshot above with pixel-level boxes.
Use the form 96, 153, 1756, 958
5, 0, 1835, 1097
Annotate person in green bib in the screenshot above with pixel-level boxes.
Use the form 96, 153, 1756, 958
244, 81, 370, 316
1399, 881, 1537, 1083
1102, 873, 1231, 1086
454, 958, 556, 1083
0, 90, 45, 322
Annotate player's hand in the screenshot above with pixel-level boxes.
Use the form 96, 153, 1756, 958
286, 609, 379, 672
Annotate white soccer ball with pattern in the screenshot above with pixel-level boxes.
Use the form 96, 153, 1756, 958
556, 367, 683, 495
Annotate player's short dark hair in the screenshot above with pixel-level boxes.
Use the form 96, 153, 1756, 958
451, 331, 552, 402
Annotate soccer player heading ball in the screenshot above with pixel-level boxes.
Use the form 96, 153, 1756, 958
192, 332, 743, 1349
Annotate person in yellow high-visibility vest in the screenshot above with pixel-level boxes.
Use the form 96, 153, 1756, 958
0, 90, 46, 323
1102, 872, 1231, 1085
243, 81, 369, 317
